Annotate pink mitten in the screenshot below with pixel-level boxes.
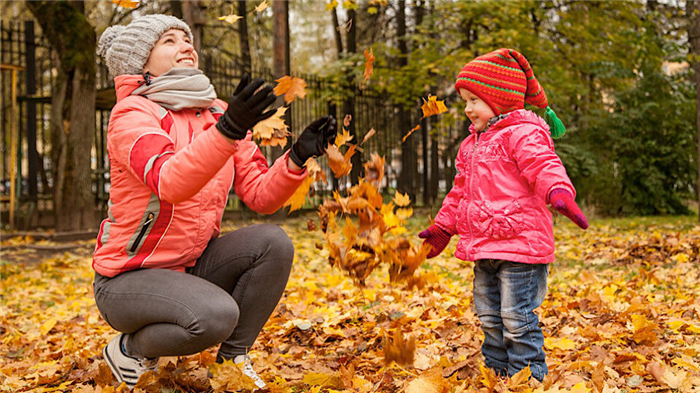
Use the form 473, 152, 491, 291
418, 225, 453, 258
549, 189, 588, 229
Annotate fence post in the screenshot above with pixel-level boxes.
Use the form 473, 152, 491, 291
25, 20, 38, 203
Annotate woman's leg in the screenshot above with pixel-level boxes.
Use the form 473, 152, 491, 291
473, 259, 509, 376
93, 268, 239, 359
187, 224, 294, 359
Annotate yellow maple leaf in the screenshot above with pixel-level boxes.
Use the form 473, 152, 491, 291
326, 0, 339, 11
327, 145, 356, 178
111, 0, 139, 8
284, 175, 314, 213
303, 372, 345, 389
404, 368, 448, 393
254, 0, 269, 13
544, 336, 576, 350
253, 106, 290, 147
335, 128, 354, 147
421, 94, 448, 118
274, 75, 307, 104
393, 191, 411, 207
209, 359, 258, 392
363, 48, 375, 82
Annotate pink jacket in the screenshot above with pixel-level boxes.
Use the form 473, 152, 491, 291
434, 110, 576, 264
93, 74, 307, 277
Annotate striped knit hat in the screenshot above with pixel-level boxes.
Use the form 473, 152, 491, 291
455, 48, 565, 137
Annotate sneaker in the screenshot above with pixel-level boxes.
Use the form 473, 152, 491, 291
234, 354, 267, 389
103, 334, 159, 388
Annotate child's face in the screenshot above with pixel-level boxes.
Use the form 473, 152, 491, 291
143, 29, 198, 77
459, 88, 496, 132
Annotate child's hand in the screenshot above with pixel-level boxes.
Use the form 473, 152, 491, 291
418, 225, 453, 258
549, 189, 588, 229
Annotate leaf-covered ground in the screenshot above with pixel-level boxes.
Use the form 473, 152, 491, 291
2, 213, 700, 392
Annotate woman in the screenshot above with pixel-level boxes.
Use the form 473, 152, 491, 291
94, 14, 336, 389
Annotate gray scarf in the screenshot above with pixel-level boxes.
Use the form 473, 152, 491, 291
131, 68, 217, 111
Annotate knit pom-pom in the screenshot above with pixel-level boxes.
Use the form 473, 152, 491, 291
544, 106, 566, 139
97, 25, 125, 58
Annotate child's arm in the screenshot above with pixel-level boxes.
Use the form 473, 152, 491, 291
510, 126, 588, 229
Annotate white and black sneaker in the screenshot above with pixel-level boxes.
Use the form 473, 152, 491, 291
103, 334, 158, 388
234, 354, 267, 390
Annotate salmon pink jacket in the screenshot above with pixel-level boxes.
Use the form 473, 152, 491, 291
434, 109, 576, 264
92, 74, 307, 277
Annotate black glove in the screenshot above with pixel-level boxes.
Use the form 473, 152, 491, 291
289, 116, 337, 167
216, 74, 277, 140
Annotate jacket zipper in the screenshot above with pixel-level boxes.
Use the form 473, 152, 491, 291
131, 213, 154, 253
465, 132, 482, 259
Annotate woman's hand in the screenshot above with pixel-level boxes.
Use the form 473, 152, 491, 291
288, 116, 337, 167
216, 74, 277, 141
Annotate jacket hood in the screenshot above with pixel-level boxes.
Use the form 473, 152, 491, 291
469, 109, 549, 134
114, 74, 149, 102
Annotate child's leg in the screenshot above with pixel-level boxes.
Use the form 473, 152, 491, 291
473, 259, 509, 376
499, 261, 549, 381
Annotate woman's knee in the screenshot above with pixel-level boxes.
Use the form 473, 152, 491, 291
193, 296, 240, 343
258, 224, 295, 265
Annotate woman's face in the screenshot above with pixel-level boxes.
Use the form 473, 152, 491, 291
142, 29, 198, 77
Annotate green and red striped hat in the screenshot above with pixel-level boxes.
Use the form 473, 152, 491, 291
455, 48, 548, 115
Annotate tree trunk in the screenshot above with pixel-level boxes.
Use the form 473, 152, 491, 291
237, 0, 252, 74
331, 7, 343, 58
272, 0, 290, 164
26, 0, 97, 231
688, 0, 700, 221
397, 0, 415, 199
345, 8, 361, 185
180, 0, 205, 54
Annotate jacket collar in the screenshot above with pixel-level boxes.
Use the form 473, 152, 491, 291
114, 74, 151, 102
468, 109, 549, 135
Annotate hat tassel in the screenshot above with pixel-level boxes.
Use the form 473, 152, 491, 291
544, 106, 566, 139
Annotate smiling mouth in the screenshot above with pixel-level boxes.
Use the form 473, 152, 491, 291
177, 59, 195, 65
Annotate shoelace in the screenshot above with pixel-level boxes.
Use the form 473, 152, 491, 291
136, 357, 158, 373
236, 355, 266, 388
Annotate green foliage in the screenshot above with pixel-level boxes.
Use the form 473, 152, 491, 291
585, 66, 696, 216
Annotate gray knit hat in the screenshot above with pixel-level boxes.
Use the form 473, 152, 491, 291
97, 14, 193, 77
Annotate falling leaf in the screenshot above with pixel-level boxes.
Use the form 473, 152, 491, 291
335, 128, 354, 147
274, 75, 307, 104
343, 0, 358, 11
363, 48, 375, 82
363, 153, 385, 185
421, 94, 448, 118
253, 106, 290, 147
402, 124, 421, 142
254, 0, 269, 13
383, 330, 415, 366
361, 128, 376, 146
327, 145, 356, 178
343, 114, 353, 128
393, 191, 411, 207
307, 219, 317, 231
111, 0, 139, 8
326, 0, 339, 11
218, 14, 243, 24
285, 176, 314, 212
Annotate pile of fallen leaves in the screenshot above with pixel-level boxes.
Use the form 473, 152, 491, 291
2, 215, 700, 392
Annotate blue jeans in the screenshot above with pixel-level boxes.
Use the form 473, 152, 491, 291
473, 259, 549, 381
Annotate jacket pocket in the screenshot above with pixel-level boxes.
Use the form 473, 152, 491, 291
473, 200, 524, 239
127, 212, 155, 255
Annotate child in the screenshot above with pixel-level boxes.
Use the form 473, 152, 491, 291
94, 14, 336, 389
418, 48, 588, 382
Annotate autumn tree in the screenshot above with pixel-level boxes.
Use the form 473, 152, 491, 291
26, 0, 97, 231
688, 0, 700, 220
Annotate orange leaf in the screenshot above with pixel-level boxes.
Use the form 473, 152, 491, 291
253, 106, 290, 147
218, 14, 243, 24
383, 330, 416, 366
285, 175, 314, 212
361, 128, 376, 146
363, 48, 375, 82
335, 128, 355, 147
402, 124, 421, 142
421, 95, 448, 118
343, 114, 352, 128
111, 0, 139, 8
327, 145, 356, 178
274, 76, 307, 104
393, 191, 411, 207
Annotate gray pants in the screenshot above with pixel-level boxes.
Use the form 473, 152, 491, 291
93, 224, 294, 360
